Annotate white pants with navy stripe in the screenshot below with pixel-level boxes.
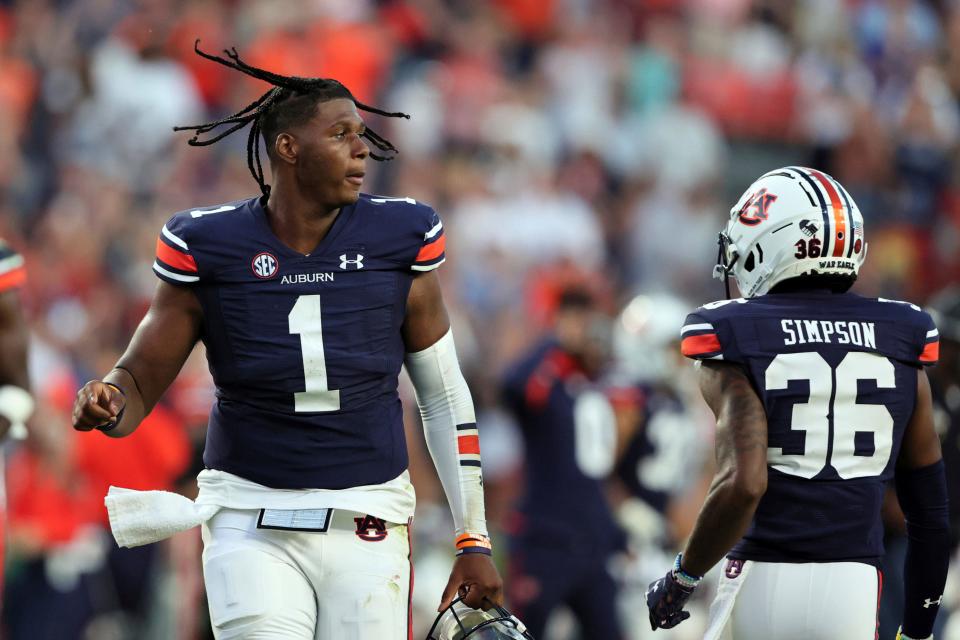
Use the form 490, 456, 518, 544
201, 508, 412, 640
704, 559, 880, 640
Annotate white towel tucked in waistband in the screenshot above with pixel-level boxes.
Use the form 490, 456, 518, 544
105, 487, 220, 548
104, 468, 417, 549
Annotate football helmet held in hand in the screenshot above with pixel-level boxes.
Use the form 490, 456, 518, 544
427, 597, 534, 640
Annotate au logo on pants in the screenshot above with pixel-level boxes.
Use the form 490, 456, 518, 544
354, 515, 387, 541
725, 559, 744, 579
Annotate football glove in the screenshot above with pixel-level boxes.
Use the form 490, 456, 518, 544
645, 568, 696, 630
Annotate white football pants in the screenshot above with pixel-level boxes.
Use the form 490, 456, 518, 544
201, 508, 412, 640
704, 560, 880, 640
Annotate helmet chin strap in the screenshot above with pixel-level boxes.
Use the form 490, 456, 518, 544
713, 231, 739, 299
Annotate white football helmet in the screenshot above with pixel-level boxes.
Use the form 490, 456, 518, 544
427, 597, 533, 639
613, 293, 690, 383
714, 166, 867, 298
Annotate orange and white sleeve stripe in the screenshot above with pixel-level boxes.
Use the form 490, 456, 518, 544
411, 220, 445, 272
920, 327, 939, 366
153, 224, 199, 284
680, 321, 724, 360
0, 243, 25, 293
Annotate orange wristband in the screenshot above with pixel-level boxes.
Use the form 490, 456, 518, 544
455, 533, 492, 556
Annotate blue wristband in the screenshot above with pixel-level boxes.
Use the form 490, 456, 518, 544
456, 546, 493, 557
673, 554, 702, 588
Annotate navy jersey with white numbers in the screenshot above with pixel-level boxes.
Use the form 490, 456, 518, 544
502, 340, 625, 553
681, 292, 939, 565
614, 386, 701, 515
153, 194, 446, 489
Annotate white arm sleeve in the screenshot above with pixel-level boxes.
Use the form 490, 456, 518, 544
404, 328, 488, 537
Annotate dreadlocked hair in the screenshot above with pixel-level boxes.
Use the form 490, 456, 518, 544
173, 40, 409, 198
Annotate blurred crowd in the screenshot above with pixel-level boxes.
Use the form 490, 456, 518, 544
1, 0, 960, 638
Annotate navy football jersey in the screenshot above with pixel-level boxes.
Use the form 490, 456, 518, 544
681, 292, 940, 564
502, 340, 624, 553
614, 386, 702, 515
153, 194, 446, 489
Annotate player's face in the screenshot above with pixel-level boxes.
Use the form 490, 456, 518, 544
296, 98, 370, 208
556, 308, 612, 376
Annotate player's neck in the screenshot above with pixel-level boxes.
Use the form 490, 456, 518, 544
264, 185, 342, 256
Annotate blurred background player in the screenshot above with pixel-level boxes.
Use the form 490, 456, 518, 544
501, 287, 626, 640
70, 44, 501, 639
926, 288, 960, 560
647, 167, 950, 640
0, 238, 31, 604
0, 239, 30, 441
880, 286, 960, 639
609, 293, 713, 640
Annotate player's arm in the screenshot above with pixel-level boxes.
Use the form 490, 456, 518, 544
647, 359, 767, 631
0, 289, 32, 439
401, 270, 503, 612
894, 369, 949, 640
71, 282, 202, 437
680, 360, 768, 574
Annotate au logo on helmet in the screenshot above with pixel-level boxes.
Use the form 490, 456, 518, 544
737, 188, 778, 226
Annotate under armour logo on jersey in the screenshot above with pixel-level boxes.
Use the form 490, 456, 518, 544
340, 254, 364, 270
354, 514, 387, 541
924, 595, 943, 609
251, 252, 279, 279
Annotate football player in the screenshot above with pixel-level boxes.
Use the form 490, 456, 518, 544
70, 43, 501, 639
0, 238, 31, 604
501, 287, 626, 639
0, 239, 30, 440
925, 286, 960, 551
645, 167, 949, 640
611, 293, 709, 544
610, 293, 714, 639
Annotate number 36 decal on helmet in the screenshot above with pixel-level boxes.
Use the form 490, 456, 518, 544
713, 166, 867, 299
426, 597, 534, 640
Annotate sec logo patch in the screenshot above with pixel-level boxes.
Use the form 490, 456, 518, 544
251, 252, 279, 279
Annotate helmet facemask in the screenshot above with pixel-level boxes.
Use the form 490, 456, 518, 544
427, 597, 534, 640
712, 230, 739, 299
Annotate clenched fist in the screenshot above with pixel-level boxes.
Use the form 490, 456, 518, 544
72, 380, 125, 432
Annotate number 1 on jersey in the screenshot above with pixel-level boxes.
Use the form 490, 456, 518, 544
289, 295, 341, 412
